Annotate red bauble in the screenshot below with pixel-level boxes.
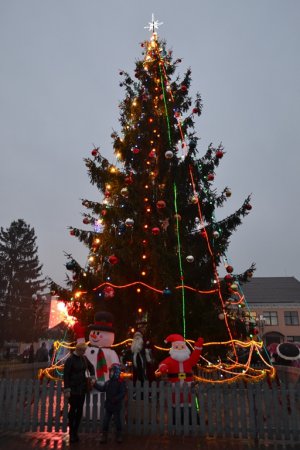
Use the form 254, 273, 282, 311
108, 255, 119, 265
245, 203, 252, 210
207, 173, 215, 181
91, 148, 98, 157
101, 209, 107, 216
216, 150, 224, 158
104, 191, 111, 198
148, 150, 156, 158
151, 227, 160, 235
224, 274, 233, 282
125, 176, 133, 185
70, 229, 75, 236
103, 286, 115, 299
156, 200, 166, 209
181, 85, 187, 92
132, 147, 140, 154
226, 265, 234, 273
83, 217, 90, 225
192, 107, 200, 114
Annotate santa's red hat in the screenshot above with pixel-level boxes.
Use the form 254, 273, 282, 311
73, 322, 86, 344
164, 334, 185, 345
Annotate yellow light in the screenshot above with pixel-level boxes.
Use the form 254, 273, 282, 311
146, 208, 151, 213
132, 101, 137, 106
89, 256, 94, 262
95, 238, 100, 244
116, 152, 121, 159
142, 255, 147, 259
137, 288, 141, 293
74, 291, 82, 299
145, 185, 149, 189
131, 328, 135, 333
141, 271, 146, 276
106, 184, 111, 190
110, 167, 116, 173
144, 197, 149, 202
144, 224, 148, 229
138, 308, 143, 313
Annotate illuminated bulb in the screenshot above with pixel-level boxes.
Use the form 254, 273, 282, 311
137, 288, 141, 293
106, 184, 111, 190
89, 256, 94, 262
142, 255, 147, 259
144, 224, 148, 229
131, 328, 135, 333
146, 207, 151, 213
141, 271, 146, 276
145, 185, 149, 189
110, 167, 116, 173
138, 308, 143, 313
75, 292, 81, 299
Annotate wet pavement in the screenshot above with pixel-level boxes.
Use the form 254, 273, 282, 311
0, 432, 299, 450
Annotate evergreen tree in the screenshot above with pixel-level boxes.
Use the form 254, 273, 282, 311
0, 219, 47, 343
52, 24, 268, 377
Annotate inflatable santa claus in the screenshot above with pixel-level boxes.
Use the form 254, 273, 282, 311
158, 334, 204, 383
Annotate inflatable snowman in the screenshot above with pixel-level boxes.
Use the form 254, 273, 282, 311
85, 311, 119, 382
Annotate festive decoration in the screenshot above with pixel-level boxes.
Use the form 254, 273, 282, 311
108, 255, 119, 265
186, 255, 194, 263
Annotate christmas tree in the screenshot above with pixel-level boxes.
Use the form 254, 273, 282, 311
51, 17, 273, 382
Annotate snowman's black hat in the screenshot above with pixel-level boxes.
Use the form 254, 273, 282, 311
88, 311, 114, 333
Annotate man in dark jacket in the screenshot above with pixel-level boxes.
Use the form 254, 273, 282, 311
95, 363, 127, 444
64, 342, 95, 443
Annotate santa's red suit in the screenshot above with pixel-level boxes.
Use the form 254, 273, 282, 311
159, 334, 203, 383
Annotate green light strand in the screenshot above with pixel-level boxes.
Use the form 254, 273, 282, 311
174, 183, 186, 338
158, 64, 172, 146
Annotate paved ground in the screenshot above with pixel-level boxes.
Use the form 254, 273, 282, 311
0, 432, 298, 450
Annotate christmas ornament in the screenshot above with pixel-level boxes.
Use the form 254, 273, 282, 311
125, 176, 133, 185
70, 229, 75, 236
91, 148, 99, 157
108, 255, 119, 265
213, 231, 220, 239
225, 189, 232, 197
186, 255, 194, 263
216, 150, 224, 158
190, 195, 198, 204
163, 287, 172, 296
148, 150, 156, 158
226, 265, 234, 273
230, 283, 238, 291
181, 85, 187, 92
156, 200, 166, 209
120, 187, 128, 197
125, 218, 134, 227
104, 191, 111, 198
192, 107, 200, 114
174, 214, 181, 221
83, 217, 90, 225
207, 173, 215, 181
66, 260, 76, 271
224, 274, 233, 282
132, 146, 140, 154
82, 200, 90, 207
218, 313, 225, 320
165, 150, 173, 159
245, 203, 252, 210
151, 227, 160, 235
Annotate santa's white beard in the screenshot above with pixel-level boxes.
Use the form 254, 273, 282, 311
131, 337, 143, 354
170, 347, 191, 362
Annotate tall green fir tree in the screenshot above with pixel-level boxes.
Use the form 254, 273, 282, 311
52, 21, 273, 381
0, 219, 47, 343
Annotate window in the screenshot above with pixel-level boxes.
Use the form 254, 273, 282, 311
287, 336, 300, 342
263, 311, 278, 326
284, 311, 299, 326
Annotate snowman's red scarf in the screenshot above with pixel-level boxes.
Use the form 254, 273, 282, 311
96, 349, 107, 381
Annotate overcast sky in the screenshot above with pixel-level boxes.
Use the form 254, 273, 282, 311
1, 1, 299, 288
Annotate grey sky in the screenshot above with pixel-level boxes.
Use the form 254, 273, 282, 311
0, 1, 299, 287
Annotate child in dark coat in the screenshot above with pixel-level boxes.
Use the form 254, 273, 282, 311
95, 363, 126, 444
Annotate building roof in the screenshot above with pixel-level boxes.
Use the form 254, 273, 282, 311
241, 277, 300, 304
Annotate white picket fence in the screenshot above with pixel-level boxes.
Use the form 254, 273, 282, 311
0, 378, 299, 442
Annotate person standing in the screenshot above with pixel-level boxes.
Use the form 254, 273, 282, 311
35, 342, 49, 362
95, 363, 127, 444
63, 342, 96, 443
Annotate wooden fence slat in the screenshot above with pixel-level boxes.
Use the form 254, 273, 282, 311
54, 381, 63, 432
31, 379, 41, 431
288, 384, 300, 442
281, 383, 292, 442
39, 379, 48, 431
150, 381, 158, 435
46, 381, 55, 431
8, 378, 19, 430
158, 381, 165, 435
15, 379, 26, 431
238, 383, 248, 440
197, 384, 206, 436
272, 382, 283, 441
166, 383, 173, 435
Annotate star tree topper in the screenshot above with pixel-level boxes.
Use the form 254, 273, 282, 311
144, 13, 163, 33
